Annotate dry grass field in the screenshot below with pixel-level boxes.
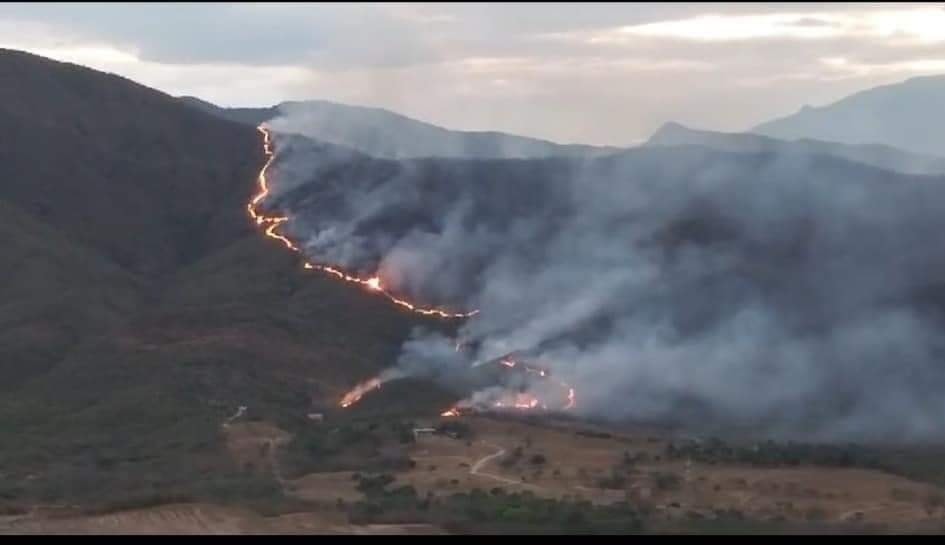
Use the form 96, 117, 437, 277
5, 413, 945, 534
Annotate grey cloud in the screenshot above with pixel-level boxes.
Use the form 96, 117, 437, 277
3, 3, 944, 143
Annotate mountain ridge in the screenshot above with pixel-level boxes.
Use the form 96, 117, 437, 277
752, 74, 945, 157
179, 95, 622, 159
645, 121, 945, 176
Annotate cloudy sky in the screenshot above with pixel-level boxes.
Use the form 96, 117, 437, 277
2, 2, 944, 146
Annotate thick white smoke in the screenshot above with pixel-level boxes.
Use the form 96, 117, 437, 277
262, 116, 945, 443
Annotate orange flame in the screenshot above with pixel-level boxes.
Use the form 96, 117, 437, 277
249, 125, 478, 319
438, 356, 577, 417
339, 377, 384, 408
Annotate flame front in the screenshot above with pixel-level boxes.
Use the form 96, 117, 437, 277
339, 377, 384, 408
438, 355, 578, 417
249, 125, 478, 319
252, 125, 577, 415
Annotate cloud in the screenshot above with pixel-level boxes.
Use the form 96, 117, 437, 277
606, 8, 945, 43
0, 3, 942, 144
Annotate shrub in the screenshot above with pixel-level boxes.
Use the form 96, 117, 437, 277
651, 472, 681, 491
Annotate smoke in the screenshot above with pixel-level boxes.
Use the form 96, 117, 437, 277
265, 101, 618, 160
264, 120, 945, 443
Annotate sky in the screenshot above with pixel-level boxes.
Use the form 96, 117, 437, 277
1, 2, 944, 146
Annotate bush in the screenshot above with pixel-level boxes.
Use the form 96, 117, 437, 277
926, 492, 945, 509
355, 473, 396, 496
804, 507, 826, 521
597, 472, 627, 490
651, 472, 681, 491
436, 421, 472, 439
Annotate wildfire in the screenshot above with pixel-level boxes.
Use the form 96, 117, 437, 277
253, 122, 577, 417
437, 355, 578, 418
495, 393, 543, 410
339, 377, 384, 408
249, 125, 478, 320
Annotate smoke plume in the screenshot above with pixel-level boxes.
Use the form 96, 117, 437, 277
263, 113, 945, 443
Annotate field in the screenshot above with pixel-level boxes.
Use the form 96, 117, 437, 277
7, 410, 945, 534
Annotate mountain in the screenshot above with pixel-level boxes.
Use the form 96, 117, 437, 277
179, 95, 280, 127
645, 122, 945, 176
179, 95, 621, 160
272, 130, 945, 443
6, 45, 945, 520
752, 75, 945, 157
0, 49, 264, 276
0, 48, 447, 511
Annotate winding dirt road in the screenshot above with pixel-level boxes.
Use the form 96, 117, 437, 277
468, 441, 544, 489
222, 406, 247, 429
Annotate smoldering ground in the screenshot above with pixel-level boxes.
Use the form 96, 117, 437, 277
262, 126, 945, 443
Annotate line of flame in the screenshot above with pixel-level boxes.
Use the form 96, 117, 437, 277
339, 376, 384, 408
438, 356, 577, 416
249, 125, 478, 320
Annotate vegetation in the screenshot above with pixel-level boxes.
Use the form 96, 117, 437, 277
529, 454, 547, 466
280, 416, 419, 476
665, 437, 945, 489
650, 472, 681, 492
665, 437, 890, 471
0, 49, 456, 513
347, 474, 645, 534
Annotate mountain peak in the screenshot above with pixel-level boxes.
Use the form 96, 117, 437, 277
646, 121, 698, 144
753, 74, 945, 156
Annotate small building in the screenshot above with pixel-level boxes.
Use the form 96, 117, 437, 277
413, 427, 437, 440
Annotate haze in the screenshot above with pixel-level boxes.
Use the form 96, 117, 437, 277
1, 2, 944, 146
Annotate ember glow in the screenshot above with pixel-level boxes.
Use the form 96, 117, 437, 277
251, 127, 576, 416
339, 376, 384, 408
249, 125, 478, 319
437, 355, 577, 417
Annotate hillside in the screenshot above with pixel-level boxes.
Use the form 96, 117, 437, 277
272, 131, 945, 442
179, 95, 621, 160
0, 48, 449, 511
0, 198, 142, 391
179, 95, 281, 128
645, 122, 945, 176
7, 46, 945, 532
0, 49, 266, 277
752, 75, 945, 157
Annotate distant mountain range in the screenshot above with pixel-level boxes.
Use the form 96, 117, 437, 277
645, 122, 945, 176
752, 75, 945, 158
184, 72, 945, 172
179, 96, 621, 160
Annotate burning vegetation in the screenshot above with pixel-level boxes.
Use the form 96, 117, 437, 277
252, 125, 578, 422
340, 352, 577, 418
249, 125, 478, 319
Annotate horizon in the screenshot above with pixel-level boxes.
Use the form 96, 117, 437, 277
1, 2, 944, 147
8, 4, 945, 534
4, 44, 942, 152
